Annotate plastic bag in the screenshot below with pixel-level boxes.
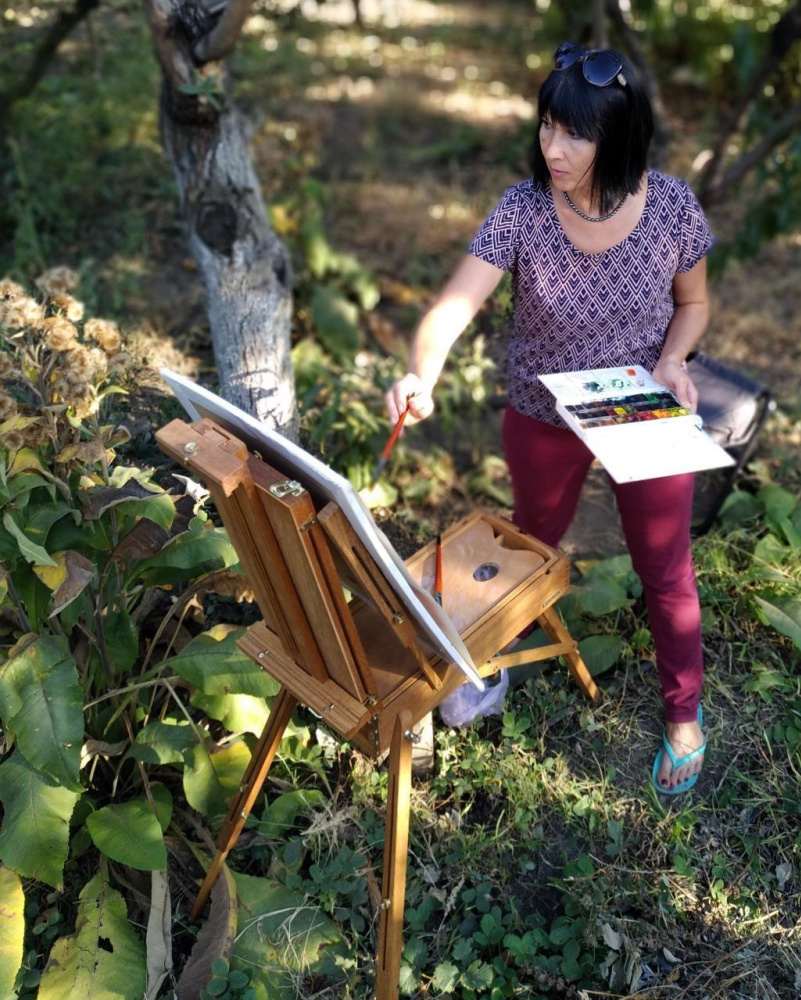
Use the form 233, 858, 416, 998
438, 670, 510, 727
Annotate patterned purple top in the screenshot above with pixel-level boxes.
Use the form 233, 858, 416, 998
468, 170, 714, 426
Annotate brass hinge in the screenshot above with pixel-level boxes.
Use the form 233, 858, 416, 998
269, 479, 306, 498
300, 516, 319, 532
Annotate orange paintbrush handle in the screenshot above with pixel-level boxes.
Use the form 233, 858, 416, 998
369, 394, 416, 489
379, 405, 409, 461
433, 532, 443, 606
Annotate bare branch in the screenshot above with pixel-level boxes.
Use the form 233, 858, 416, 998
703, 98, 801, 206
698, 0, 801, 203
0, 0, 101, 120
193, 0, 255, 63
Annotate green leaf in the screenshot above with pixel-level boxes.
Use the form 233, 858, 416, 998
134, 529, 238, 587
24, 502, 78, 545
113, 493, 176, 531
758, 484, 797, 522
461, 959, 494, 990
549, 921, 574, 946
191, 692, 271, 736
183, 742, 251, 826
754, 597, 801, 651
167, 626, 277, 698
0, 865, 25, 997
129, 720, 196, 764
578, 635, 623, 677
560, 955, 583, 981
432, 961, 460, 992
309, 286, 361, 358
0, 634, 83, 789
0, 751, 78, 889
3, 512, 57, 567
579, 554, 633, 581
257, 790, 326, 839
86, 799, 168, 871
719, 489, 762, 526
777, 515, 801, 550
38, 871, 146, 1000
230, 871, 340, 992
398, 964, 418, 994
577, 578, 630, 616
101, 607, 139, 674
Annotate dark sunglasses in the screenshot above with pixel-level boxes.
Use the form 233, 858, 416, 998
554, 42, 628, 88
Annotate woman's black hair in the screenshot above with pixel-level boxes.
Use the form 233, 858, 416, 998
529, 50, 653, 215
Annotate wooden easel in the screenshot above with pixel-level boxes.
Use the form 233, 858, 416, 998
156, 417, 598, 1000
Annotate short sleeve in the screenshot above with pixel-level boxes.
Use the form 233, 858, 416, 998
677, 181, 714, 273
467, 184, 531, 272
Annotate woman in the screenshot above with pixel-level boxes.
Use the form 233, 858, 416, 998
386, 44, 712, 795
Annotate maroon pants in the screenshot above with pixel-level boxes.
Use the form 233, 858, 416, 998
503, 406, 702, 723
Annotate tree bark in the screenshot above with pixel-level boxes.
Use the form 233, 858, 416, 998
142, 0, 298, 436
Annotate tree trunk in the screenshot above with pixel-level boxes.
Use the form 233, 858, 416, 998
143, 0, 298, 436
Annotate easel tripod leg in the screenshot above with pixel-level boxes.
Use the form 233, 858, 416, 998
537, 606, 599, 700
190, 686, 298, 920
374, 710, 414, 1000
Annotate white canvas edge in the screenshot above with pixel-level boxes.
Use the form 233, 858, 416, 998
159, 369, 484, 690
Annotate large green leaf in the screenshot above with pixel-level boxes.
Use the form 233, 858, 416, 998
86, 799, 167, 871
2, 512, 57, 567
0, 865, 25, 997
191, 692, 270, 736
129, 720, 196, 765
113, 494, 176, 532
183, 742, 251, 827
577, 578, 630, 616
755, 597, 801, 651
38, 870, 146, 1000
133, 529, 238, 587
0, 751, 78, 889
167, 626, 278, 698
257, 790, 326, 840
24, 501, 78, 545
758, 484, 797, 522
578, 635, 623, 677
0, 634, 83, 789
230, 871, 341, 999
101, 607, 139, 674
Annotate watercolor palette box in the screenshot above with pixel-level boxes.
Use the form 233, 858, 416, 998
540, 365, 735, 483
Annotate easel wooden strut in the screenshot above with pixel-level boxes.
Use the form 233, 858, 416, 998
157, 417, 598, 1000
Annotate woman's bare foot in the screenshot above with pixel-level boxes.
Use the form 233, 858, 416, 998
656, 719, 705, 790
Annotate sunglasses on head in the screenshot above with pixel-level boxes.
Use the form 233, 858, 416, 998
554, 42, 628, 88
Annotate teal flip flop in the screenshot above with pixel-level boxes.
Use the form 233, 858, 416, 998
651, 705, 706, 796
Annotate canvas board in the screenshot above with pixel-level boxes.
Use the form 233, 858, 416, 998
160, 369, 484, 689
540, 365, 735, 484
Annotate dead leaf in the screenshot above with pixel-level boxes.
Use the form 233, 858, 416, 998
175, 865, 237, 1000
80, 739, 128, 769
145, 871, 172, 1000
36, 550, 95, 615
601, 922, 622, 951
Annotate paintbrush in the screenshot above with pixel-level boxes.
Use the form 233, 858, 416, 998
433, 532, 443, 606
369, 393, 416, 489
